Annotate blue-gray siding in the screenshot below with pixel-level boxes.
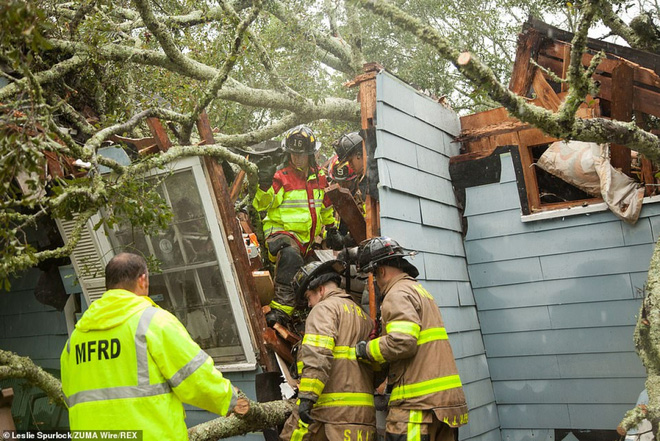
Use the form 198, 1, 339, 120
0, 268, 69, 370
463, 151, 649, 438
376, 71, 501, 441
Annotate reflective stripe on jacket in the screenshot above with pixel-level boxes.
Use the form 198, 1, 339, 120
60, 289, 236, 440
253, 164, 336, 251
366, 275, 468, 427
297, 287, 376, 425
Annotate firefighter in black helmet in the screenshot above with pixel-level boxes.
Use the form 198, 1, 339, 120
326, 131, 367, 251
253, 125, 341, 327
353, 237, 468, 441
279, 259, 376, 441
333, 131, 365, 179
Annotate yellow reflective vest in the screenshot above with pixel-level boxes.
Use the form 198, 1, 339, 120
60, 289, 236, 440
253, 164, 336, 253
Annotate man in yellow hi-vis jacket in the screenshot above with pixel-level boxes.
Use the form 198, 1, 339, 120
354, 237, 468, 441
60, 253, 237, 440
279, 260, 376, 441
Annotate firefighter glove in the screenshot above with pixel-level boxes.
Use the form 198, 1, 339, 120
258, 164, 278, 189
325, 226, 345, 251
337, 246, 359, 264
298, 398, 315, 424
355, 340, 369, 360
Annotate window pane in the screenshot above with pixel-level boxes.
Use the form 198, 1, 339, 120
106, 168, 248, 365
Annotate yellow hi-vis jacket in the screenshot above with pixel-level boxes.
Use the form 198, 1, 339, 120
253, 164, 336, 253
60, 289, 236, 440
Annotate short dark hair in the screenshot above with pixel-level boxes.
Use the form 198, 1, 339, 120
105, 253, 148, 290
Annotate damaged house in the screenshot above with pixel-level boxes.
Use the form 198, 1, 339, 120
2, 18, 660, 441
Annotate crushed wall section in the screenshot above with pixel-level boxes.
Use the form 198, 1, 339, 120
463, 151, 650, 439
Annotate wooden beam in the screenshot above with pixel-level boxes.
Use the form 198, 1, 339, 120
532, 69, 561, 112
196, 111, 276, 372
611, 62, 634, 176
509, 27, 543, 96
146, 117, 171, 152
515, 132, 543, 213
325, 184, 367, 244
356, 64, 380, 322
229, 169, 246, 203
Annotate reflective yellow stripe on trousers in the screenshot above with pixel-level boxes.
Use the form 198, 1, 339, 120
407, 410, 423, 441
291, 420, 309, 441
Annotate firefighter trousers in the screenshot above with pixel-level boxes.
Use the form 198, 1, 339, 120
385, 409, 458, 441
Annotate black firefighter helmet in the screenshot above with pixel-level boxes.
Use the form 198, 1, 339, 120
356, 236, 419, 277
292, 260, 346, 304
332, 131, 364, 162
282, 125, 317, 155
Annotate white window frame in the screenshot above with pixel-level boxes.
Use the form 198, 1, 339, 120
94, 156, 257, 371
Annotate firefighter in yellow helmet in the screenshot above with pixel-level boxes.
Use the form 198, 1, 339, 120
60, 253, 237, 441
253, 125, 340, 327
279, 260, 376, 441
354, 237, 468, 441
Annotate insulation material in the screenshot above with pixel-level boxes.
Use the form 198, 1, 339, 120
536, 140, 645, 223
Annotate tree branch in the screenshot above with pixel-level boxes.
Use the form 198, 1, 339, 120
264, 0, 357, 75
557, 0, 598, 128
180, 2, 262, 143
595, 0, 660, 52
0, 56, 87, 102
188, 398, 294, 441
47, 40, 360, 121
0, 350, 66, 408
351, 0, 660, 161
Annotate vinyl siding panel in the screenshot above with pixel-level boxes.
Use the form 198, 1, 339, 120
472, 274, 638, 310
488, 353, 645, 381
376, 71, 499, 441
463, 152, 652, 435
376, 71, 461, 138
0, 268, 69, 369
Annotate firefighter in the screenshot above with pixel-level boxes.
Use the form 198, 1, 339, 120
354, 237, 469, 441
333, 131, 365, 183
60, 253, 237, 441
254, 125, 341, 327
280, 260, 376, 441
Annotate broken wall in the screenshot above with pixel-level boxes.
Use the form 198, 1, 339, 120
462, 150, 651, 441
374, 71, 501, 441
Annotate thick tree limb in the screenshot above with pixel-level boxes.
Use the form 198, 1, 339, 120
0, 56, 87, 102
46, 40, 360, 122
594, 0, 660, 52
0, 351, 66, 408
188, 398, 294, 441
619, 238, 660, 437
